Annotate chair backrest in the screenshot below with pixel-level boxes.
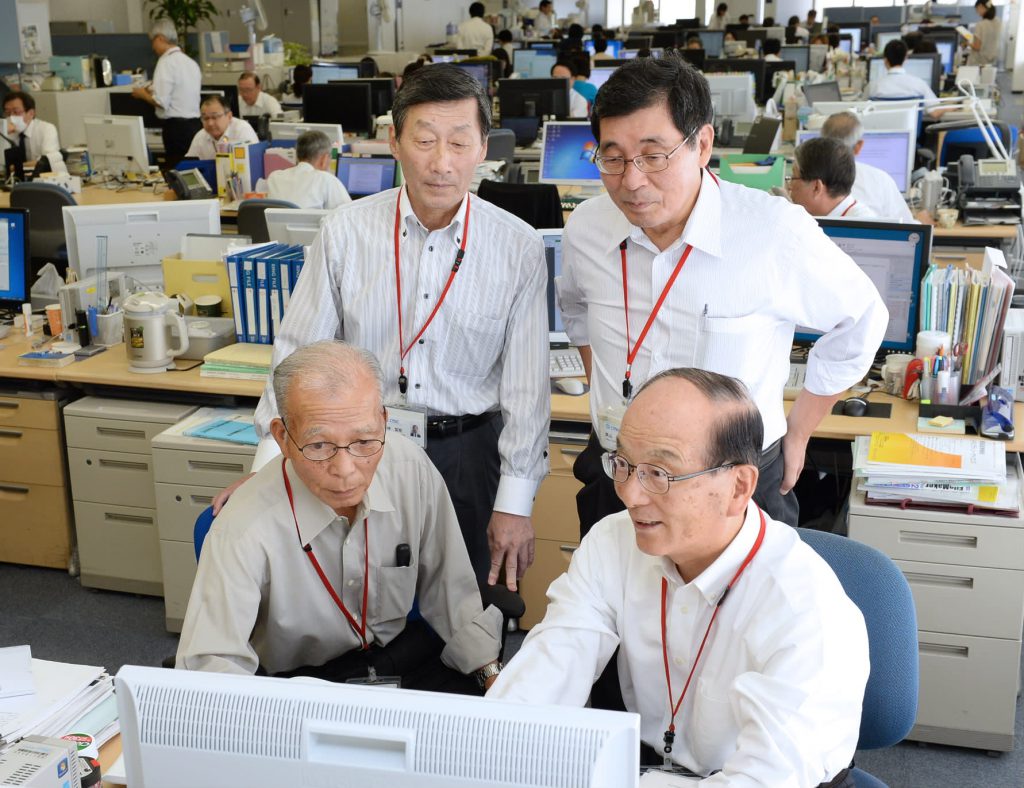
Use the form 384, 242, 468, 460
476, 180, 563, 229
194, 505, 216, 561
797, 528, 919, 750
237, 198, 299, 243
939, 123, 1018, 166
486, 128, 517, 174
11, 181, 77, 264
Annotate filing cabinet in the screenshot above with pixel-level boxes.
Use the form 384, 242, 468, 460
152, 407, 256, 632
65, 397, 197, 595
0, 389, 75, 569
848, 468, 1024, 752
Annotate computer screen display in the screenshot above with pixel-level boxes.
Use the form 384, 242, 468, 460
540, 229, 566, 342
513, 48, 559, 78
109, 92, 161, 129
589, 66, 618, 90
781, 45, 810, 73
838, 26, 862, 52
698, 30, 725, 57
303, 83, 374, 135
796, 220, 931, 352
264, 208, 331, 245
497, 79, 570, 119
875, 30, 902, 50
798, 128, 913, 192
539, 121, 600, 185
453, 63, 491, 92
584, 39, 623, 57
336, 157, 397, 197
868, 55, 939, 92
311, 64, 360, 83
802, 80, 843, 106
0, 208, 29, 308
838, 37, 853, 55
934, 39, 955, 74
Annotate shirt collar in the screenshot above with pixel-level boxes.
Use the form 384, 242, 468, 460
399, 184, 470, 240
888, 66, 907, 75
827, 194, 857, 218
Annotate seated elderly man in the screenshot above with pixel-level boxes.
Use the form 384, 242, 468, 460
267, 130, 351, 209
489, 368, 869, 786
177, 340, 504, 694
788, 137, 877, 220
184, 94, 259, 159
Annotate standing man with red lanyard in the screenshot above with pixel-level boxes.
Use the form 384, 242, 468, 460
557, 56, 887, 537
240, 65, 549, 592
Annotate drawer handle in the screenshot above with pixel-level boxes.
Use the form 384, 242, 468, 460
0, 428, 24, 439
900, 530, 978, 548
903, 572, 974, 589
190, 495, 215, 506
96, 426, 147, 439
0, 484, 29, 497
104, 512, 155, 525
559, 448, 583, 458
559, 544, 578, 554
0, 401, 19, 411
188, 460, 246, 473
920, 642, 969, 658
97, 459, 150, 471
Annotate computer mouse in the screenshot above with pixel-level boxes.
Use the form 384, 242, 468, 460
555, 377, 585, 396
841, 397, 869, 417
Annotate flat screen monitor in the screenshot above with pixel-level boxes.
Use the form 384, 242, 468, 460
875, 30, 902, 50
83, 114, 149, 178
497, 78, 570, 119
115, 665, 641, 788
797, 128, 914, 193
63, 200, 220, 288
539, 121, 601, 186
303, 83, 374, 135
268, 122, 344, 147
705, 72, 757, 122
796, 220, 931, 353
311, 63, 359, 83
584, 39, 624, 57
453, 62, 491, 92
200, 86, 239, 118
650, 31, 681, 49
431, 54, 457, 63
527, 41, 555, 50
698, 30, 725, 57
868, 53, 941, 93
802, 80, 843, 107
0, 208, 29, 310
703, 59, 767, 107
781, 45, 810, 73
838, 25, 866, 52
343, 77, 396, 117
109, 91, 161, 129
931, 39, 956, 74
264, 207, 331, 245
624, 35, 653, 50
337, 156, 397, 197
500, 116, 542, 146
589, 66, 618, 90
679, 49, 705, 70
735, 28, 767, 51
761, 60, 796, 105
512, 48, 559, 79
539, 228, 566, 343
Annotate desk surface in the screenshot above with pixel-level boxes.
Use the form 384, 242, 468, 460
0, 183, 166, 208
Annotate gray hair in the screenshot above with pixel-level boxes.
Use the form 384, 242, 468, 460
273, 341, 384, 423
149, 19, 178, 44
637, 368, 763, 468
392, 64, 491, 142
296, 130, 332, 163
820, 111, 864, 150
794, 136, 856, 199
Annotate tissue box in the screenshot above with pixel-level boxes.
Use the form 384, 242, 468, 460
172, 316, 237, 359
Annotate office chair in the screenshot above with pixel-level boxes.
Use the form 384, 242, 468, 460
236, 198, 298, 243
245, 114, 272, 142
797, 529, 919, 788
934, 121, 1018, 166
485, 128, 516, 181
11, 181, 77, 280
477, 180, 564, 229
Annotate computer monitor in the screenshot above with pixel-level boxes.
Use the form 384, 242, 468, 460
201, 86, 240, 118
679, 49, 705, 70
512, 48, 559, 79
802, 80, 843, 107
539, 121, 601, 186
303, 83, 374, 136
795, 220, 931, 353
698, 30, 725, 57
761, 60, 796, 105
311, 63, 360, 83
875, 30, 902, 50
497, 78, 570, 119
453, 63, 491, 93
435, 47, 478, 56
589, 66, 618, 90
868, 53, 942, 93
500, 116, 542, 146
109, 91, 161, 129
781, 45, 810, 73
0, 208, 29, 312
263, 208, 331, 245
540, 228, 567, 344
624, 35, 653, 50
337, 156, 397, 197
346, 77, 397, 117
734, 28, 767, 51
931, 38, 956, 75
809, 44, 828, 72
703, 59, 767, 108
705, 73, 757, 123
115, 665, 641, 788
838, 24, 867, 52
584, 38, 624, 57
63, 200, 220, 288
797, 127, 914, 193
650, 31, 681, 49
838, 36, 853, 56
83, 114, 149, 178
431, 54, 458, 63
268, 122, 344, 147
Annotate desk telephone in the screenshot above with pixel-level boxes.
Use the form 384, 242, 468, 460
166, 167, 214, 200
958, 155, 1020, 191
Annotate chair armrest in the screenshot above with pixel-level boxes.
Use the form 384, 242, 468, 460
479, 581, 526, 619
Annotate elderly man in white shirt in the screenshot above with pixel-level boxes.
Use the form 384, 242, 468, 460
457, 2, 494, 55
178, 340, 504, 693
788, 137, 878, 220
267, 130, 351, 209
185, 94, 259, 159
0, 91, 67, 175
532, 0, 555, 35
490, 368, 869, 786
867, 39, 943, 117
820, 111, 913, 222
238, 71, 283, 117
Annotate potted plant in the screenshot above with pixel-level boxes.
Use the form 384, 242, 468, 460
145, 0, 219, 55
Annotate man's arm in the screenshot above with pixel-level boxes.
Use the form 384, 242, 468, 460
131, 85, 159, 107
780, 390, 843, 494
36, 122, 66, 173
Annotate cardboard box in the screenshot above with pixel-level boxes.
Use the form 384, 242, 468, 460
162, 256, 234, 318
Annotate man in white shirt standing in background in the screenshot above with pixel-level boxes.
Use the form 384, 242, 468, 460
237, 71, 283, 117
457, 2, 495, 55
532, 0, 556, 36
133, 19, 202, 168
267, 130, 351, 209
788, 137, 878, 220
184, 95, 259, 159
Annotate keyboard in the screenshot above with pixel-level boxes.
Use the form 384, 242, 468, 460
550, 347, 585, 379
784, 362, 807, 400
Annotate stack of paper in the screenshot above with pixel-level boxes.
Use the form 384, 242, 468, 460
200, 343, 273, 381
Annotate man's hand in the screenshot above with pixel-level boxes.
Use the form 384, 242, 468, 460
487, 512, 535, 592
779, 431, 809, 495
131, 85, 150, 101
212, 472, 255, 515
782, 389, 844, 495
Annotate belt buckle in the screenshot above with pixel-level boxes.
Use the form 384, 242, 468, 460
435, 419, 449, 438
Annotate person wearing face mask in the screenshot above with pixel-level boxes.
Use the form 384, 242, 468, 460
1, 91, 67, 175
184, 94, 259, 159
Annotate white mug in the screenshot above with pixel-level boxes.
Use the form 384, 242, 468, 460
881, 353, 915, 397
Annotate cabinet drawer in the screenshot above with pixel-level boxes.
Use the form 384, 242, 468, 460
160, 539, 199, 633
0, 426, 66, 485
915, 630, 1021, 737
895, 559, 1024, 640
73, 500, 163, 596
520, 537, 578, 629
155, 482, 217, 543
152, 447, 253, 489
534, 472, 584, 543
0, 396, 59, 430
548, 441, 585, 476
65, 415, 169, 452
0, 481, 72, 568
851, 515, 1024, 571
68, 448, 156, 508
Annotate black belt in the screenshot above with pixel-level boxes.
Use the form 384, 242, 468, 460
427, 410, 498, 438
759, 438, 782, 470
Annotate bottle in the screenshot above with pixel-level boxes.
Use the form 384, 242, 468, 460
782, 93, 798, 142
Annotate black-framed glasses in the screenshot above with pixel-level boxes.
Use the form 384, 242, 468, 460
593, 137, 691, 176
282, 419, 386, 462
601, 452, 735, 495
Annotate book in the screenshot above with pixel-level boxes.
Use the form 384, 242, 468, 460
17, 351, 75, 368
203, 342, 273, 369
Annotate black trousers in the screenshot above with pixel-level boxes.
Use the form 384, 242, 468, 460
425, 415, 502, 583
640, 745, 854, 787
161, 117, 202, 170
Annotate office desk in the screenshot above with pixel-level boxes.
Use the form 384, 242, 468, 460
0, 183, 166, 209
100, 735, 122, 788
932, 221, 1018, 246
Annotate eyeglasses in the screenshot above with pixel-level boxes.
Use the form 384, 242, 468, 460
601, 452, 735, 495
282, 419, 386, 462
593, 137, 692, 176
201, 112, 226, 122
784, 174, 807, 185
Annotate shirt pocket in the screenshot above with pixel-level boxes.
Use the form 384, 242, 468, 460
440, 311, 506, 380
372, 565, 418, 625
694, 312, 785, 384
689, 676, 737, 771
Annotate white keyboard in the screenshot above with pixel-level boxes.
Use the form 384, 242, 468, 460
550, 347, 585, 379
784, 362, 807, 400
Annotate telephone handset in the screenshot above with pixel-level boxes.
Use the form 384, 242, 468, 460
166, 167, 214, 200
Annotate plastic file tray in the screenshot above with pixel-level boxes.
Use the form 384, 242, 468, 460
717, 154, 786, 191
161, 255, 233, 317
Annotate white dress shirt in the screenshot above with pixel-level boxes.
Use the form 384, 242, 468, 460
0, 118, 67, 174
568, 89, 589, 118
150, 46, 202, 120
826, 194, 877, 220
707, 14, 729, 30
490, 502, 870, 784
853, 160, 913, 222
764, 53, 783, 62
267, 161, 351, 209
533, 11, 554, 35
556, 173, 888, 450
240, 90, 283, 117
967, 18, 1001, 66
252, 186, 550, 516
867, 66, 938, 110
791, 24, 810, 43
177, 435, 502, 676
457, 16, 495, 55
185, 116, 260, 159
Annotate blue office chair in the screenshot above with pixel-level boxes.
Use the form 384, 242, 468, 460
936, 122, 1018, 166
797, 529, 919, 788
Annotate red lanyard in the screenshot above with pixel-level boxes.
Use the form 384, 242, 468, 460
660, 508, 767, 756
392, 190, 472, 395
840, 200, 857, 217
282, 461, 370, 650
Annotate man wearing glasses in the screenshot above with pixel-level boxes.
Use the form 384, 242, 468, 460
490, 369, 868, 786
557, 56, 887, 536
177, 341, 504, 693
183, 94, 259, 159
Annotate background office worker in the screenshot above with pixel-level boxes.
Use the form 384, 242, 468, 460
132, 19, 201, 169
457, 2, 494, 55
867, 40, 944, 118
966, 0, 1001, 66
788, 137, 878, 220
237, 71, 283, 117
0, 91, 67, 175
243, 65, 549, 592
558, 56, 887, 536
185, 94, 259, 159
267, 130, 351, 209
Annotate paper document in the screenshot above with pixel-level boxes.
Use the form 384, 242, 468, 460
0, 646, 33, 700
0, 659, 105, 745
854, 433, 1007, 483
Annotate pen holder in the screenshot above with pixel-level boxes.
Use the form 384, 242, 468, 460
94, 310, 124, 347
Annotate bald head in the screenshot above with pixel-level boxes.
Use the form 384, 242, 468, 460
820, 111, 864, 152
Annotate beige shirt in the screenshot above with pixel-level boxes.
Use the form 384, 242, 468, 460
967, 17, 1001, 66
176, 432, 502, 676
267, 161, 351, 209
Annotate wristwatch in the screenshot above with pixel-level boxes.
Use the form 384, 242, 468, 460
475, 660, 503, 689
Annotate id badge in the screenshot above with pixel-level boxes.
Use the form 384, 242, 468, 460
598, 402, 627, 451
346, 667, 401, 689
386, 404, 428, 448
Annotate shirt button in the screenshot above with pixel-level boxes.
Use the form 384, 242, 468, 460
423, 293, 429, 299
674, 657, 684, 667
428, 245, 434, 252
414, 383, 421, 389
680, 606, 689, 614
418, 339, 425, 344
347, 580, 355, 587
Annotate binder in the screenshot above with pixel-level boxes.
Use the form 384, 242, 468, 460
268, 256, 282, 342
255, 259, 270, 344
242, 259, 257, 343
226, 254, 245, 341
